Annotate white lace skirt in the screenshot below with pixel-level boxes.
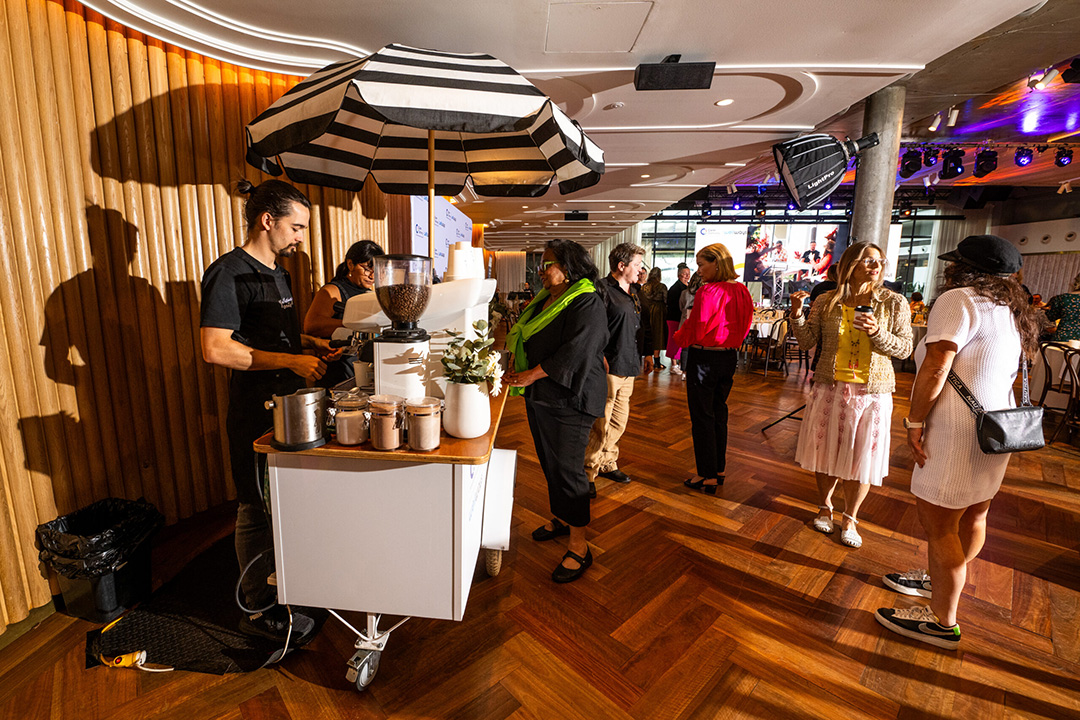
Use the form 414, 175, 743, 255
795, 381, 892, 485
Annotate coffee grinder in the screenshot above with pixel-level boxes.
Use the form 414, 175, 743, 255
371, 254, 432, 399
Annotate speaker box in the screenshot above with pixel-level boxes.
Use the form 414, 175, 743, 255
564, 210, 588, 221
634, 61, 715, 91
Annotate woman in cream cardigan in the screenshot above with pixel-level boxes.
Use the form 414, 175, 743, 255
789, 242, 912, 548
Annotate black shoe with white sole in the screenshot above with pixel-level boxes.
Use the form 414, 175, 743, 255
239, 604, 317, 646
883, 569, 933, 598
875, 606, 959, 650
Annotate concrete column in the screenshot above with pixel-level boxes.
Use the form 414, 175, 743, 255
851, 85, 906, 247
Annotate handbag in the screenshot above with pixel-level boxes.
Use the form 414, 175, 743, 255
946, 359, 1044, 454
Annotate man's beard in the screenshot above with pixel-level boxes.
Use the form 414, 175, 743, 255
278, 244, 300, 258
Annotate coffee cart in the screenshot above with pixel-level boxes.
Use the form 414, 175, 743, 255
253, 391, 515, 691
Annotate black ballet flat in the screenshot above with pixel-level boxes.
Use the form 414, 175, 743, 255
685, 477, 723, 495
552, 547, 593, 583
531, 518, 571, 542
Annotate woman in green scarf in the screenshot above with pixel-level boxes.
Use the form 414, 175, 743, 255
506, 239, 608, 583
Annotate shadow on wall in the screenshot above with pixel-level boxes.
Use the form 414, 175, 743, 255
20, 206, 225, 524
87, 83, 381, 216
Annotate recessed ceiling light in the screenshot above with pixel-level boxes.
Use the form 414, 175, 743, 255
522, 205, 529, 208
609, 205, 616, 208
724, 162, 746, 167
640, 174, 651, 178
715, 98, 734, 106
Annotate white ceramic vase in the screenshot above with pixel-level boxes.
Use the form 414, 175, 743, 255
443, 381, 491, 439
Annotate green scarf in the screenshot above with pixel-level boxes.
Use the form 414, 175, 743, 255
505, 278, 596, 396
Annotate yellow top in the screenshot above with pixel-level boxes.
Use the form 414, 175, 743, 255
833, 305, 871, 384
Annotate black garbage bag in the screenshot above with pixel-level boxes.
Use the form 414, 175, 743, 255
36, 498, 164, 580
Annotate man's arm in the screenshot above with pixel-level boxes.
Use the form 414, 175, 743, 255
201, 327, 327, 381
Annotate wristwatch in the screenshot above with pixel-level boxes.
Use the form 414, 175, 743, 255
902, 417, 924, 429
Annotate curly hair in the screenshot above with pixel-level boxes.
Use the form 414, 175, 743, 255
546, 239, 604, 297
940, 262, 1041, 360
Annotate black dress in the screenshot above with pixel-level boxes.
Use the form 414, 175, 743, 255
521, 291, 608, 526
317, 277, 369, 388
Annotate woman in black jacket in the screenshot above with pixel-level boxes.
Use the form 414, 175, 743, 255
506, 239, 608, 583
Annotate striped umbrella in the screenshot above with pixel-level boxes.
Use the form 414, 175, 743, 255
246, 43, 605, 205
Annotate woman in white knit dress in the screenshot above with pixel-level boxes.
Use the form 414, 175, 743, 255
876, 235, 1042, 650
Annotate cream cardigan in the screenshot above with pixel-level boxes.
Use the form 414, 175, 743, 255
791, 287, 913, 394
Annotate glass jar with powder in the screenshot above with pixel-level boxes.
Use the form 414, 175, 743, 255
405, 397, 443, 452
368, 394, 405, 450
334, 393, 369, 446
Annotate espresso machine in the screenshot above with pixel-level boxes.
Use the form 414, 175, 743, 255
371, 254, 432, 399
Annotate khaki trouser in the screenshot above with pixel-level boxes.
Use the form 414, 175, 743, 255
584, 374, 636, 481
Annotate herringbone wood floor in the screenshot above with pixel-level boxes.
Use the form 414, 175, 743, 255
4, 362, 1080, 719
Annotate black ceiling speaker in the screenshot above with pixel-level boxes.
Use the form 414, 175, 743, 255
634, 54, 715, 91
772, 133, 879, 210
564, 210, 588, 221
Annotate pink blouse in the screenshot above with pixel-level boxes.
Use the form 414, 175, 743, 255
673, 281, 754, 349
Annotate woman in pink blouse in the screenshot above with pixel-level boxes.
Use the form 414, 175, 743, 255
673, 243, 754, 494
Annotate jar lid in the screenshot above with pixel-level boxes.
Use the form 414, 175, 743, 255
336, 395, 368, 411
369, 394, 404, 413
405, 396, 442, 416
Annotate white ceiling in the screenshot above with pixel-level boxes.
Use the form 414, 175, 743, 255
82, 0, 1041, 248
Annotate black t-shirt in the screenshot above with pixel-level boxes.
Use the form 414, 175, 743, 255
201, 247, 303, 399
667, 280, 686, 321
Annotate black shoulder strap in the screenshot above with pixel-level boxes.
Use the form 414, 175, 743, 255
948, 357, 1032, 417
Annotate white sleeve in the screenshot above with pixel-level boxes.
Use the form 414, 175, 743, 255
924, 289, 979, 351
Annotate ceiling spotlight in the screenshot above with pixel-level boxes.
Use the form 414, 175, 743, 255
1014, 147, 1034, 166
1060, 181, 1073, 195
726, 183, 738, 195
754, 200, 767, 217
923, 148, 939, 167
926, 189, 937, 205
701, 200, 713, 217
1035, 68, 1060, 90
787, 200, 797, 211
899, 149, 923, 178
640, 174, 651, 178
898, 200, 914, 217
1055, 147, 1074, 167
939, 147, 965, 179
757, 185, 768, 195
844, 201, 853, 216
947, 107, 960, 127
732, 197, 742, 211
973, 149, 998, 178
823, 197, 833, 210
715, 98, 734, 106
928, 114, 942, 132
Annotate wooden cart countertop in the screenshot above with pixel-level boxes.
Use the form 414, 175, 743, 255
254, 389, 509, 465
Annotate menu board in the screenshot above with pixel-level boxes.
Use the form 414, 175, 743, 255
410, 196, 473, 278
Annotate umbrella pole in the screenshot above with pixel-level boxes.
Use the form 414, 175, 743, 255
427, 129, 435, 259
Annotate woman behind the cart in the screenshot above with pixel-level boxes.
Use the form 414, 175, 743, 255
506, 239, 608, 583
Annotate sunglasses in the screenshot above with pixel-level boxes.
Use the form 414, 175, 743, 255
540, 260, 560, 271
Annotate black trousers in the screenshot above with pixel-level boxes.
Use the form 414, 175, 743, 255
685, 347, 738, 479
525, 400, 595, 527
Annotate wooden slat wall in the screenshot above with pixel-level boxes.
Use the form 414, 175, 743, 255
0, 0, 400, 633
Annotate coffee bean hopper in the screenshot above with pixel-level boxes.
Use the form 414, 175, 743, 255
371, 254, 432, 398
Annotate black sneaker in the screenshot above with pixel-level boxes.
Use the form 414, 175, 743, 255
883, 569, 933, 598
875, 606, 960, 650
240, 604, 316, 645
588, 482, 597, 499
599, 468, 631, 483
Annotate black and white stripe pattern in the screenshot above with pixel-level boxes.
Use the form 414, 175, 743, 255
246, 44, 604, 197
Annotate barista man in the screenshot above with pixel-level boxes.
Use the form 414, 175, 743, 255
584, 242, 647, 497
200, 179, 338, 644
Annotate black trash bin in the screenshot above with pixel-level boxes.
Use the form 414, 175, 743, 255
36, 498, 164, 623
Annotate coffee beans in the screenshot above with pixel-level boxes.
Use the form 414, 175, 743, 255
376, 284, 431, 323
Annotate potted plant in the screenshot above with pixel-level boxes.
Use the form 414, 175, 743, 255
440, 319, 503, 438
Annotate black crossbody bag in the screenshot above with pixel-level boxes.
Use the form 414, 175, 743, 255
946, 359, 1044, 455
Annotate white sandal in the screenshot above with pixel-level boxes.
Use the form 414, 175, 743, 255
840, 513, 862, 548
812, 505, 834, 534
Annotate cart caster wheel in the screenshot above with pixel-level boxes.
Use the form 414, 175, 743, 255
485, 548, 503, 577
346, 649, 381, 691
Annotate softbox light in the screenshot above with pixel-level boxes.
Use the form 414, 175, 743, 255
772, 133, 880, 210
